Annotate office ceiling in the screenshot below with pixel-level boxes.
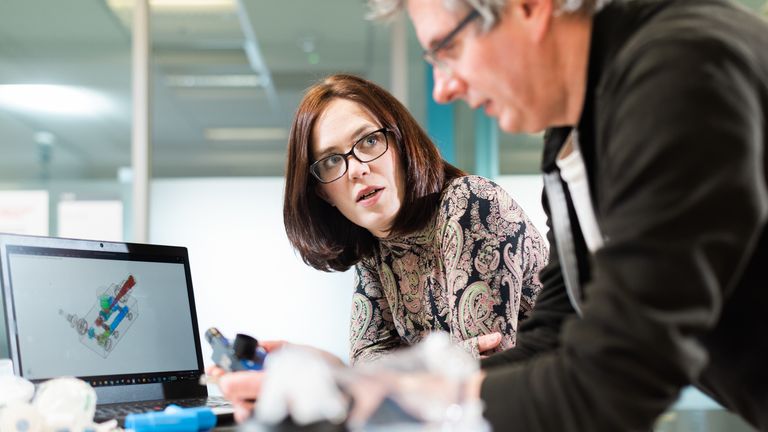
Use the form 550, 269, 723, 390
0, 0, 765, 182
0, 0, 400, 181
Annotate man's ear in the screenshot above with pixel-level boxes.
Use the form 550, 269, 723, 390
315, 186, 335, 207
513, 0, 554, 43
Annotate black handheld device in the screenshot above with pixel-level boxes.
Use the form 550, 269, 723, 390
205, 327, 267, 372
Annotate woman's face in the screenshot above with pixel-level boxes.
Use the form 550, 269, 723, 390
311, 98, 406, 238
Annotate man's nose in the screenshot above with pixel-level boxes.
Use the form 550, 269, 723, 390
432, 66, 467, 104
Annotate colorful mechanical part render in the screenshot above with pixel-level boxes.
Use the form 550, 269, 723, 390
60, 275, 139, 358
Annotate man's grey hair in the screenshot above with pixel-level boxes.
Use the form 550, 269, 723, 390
368, 0, 610, 30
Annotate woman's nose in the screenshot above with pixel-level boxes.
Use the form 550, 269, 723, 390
346, 155, 370, 179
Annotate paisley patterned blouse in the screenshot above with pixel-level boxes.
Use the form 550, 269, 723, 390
349, 175, 548, 364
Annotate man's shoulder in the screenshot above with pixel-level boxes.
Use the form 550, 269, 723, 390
609, 0, 768, 80
592, 0, 768, 126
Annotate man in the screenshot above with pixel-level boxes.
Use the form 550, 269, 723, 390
369, 0, 768, 430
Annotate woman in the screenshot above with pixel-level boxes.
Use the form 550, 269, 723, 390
212, 74, 547, 420
283, 74, 547, 362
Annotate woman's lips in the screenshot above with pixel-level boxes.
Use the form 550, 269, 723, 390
357, 188, 383, 206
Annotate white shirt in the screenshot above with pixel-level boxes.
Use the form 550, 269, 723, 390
555, 132, 605, 253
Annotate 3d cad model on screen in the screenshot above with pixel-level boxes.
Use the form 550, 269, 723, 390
59, 274, 139, 358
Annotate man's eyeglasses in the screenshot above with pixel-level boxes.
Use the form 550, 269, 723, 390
422, 9, 481, 72
309, 128, 391, 183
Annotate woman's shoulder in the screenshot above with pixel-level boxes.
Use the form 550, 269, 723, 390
356, 253, 380, 272
438, 175, 528, 227
441, 175, 508, 206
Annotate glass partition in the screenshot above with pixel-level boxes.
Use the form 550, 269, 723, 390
0, 0, 132, 239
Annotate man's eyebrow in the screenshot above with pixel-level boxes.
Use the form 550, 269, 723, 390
425, 36, 442, 51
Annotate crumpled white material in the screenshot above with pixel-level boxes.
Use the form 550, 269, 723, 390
0, 359, 34, 409
255, 345, 348, 426
251, 332, 489, 431
0, 377, 35, 408
0, 377, 115, 432
34, 377, 97, 431
0, 402, 44, 432
344, 332, 489, 431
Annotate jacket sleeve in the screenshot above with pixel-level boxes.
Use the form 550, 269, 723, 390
349, 259, 404, 365
480, 38, 766, 430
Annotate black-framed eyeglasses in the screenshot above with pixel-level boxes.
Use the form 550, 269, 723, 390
309, 127, 391, 183
422, 9, 481, 71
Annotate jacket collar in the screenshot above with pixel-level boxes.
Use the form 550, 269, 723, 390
541, 0, 667, 173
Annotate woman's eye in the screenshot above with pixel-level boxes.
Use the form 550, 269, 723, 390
323, 155, 343, 168
363, 133, 381, 147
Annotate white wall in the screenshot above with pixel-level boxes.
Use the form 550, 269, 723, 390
150, 178, 354, 365
495, 175, 548, 239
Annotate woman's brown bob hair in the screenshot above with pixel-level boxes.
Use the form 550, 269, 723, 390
283, 74, 464, 272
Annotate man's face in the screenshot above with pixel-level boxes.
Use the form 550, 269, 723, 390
407, 0, 563, 133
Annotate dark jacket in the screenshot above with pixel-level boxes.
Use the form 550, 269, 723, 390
479, 0, 768, 430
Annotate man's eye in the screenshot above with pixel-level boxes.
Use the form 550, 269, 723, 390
438, 40, 458, 58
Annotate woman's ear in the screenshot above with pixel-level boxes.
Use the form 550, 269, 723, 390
315, 186, 335, 207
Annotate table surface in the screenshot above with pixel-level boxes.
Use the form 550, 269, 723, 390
209, 387, 757, 432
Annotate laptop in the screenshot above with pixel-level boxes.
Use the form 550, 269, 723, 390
0, 233, 233, 424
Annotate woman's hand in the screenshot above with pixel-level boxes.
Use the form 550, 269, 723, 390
205, 340, 288, 422
205, 340, 344, 423
459, 332, 502, 358
477, 332, 502, 355
212, 369, 263, 423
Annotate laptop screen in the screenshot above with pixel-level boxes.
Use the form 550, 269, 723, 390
1, 235, 204, 389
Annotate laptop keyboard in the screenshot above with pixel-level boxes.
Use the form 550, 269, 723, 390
94, 396, 232, 424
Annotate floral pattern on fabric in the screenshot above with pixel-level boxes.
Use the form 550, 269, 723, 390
349, 176, 548, 364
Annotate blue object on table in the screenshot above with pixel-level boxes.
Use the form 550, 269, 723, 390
125, 405, 217, 432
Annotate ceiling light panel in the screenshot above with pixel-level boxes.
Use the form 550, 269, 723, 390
165, 74, 265, 88
205, 127, 287, 142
